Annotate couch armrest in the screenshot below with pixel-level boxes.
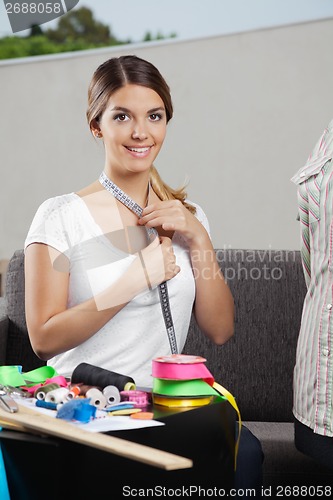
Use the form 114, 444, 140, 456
0, 297, 9, 365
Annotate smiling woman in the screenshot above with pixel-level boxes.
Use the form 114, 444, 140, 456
23, 53, 262, 493
24, 54, 235, 384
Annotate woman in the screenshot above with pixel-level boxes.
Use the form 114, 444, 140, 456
291, 119, 333, 468
24, 55, 234, 387
24, 55, 263, 492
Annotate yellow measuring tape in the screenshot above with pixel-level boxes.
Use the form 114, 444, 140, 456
213, 382, 241, 471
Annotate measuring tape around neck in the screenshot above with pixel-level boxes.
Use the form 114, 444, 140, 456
99, 171, 178, 354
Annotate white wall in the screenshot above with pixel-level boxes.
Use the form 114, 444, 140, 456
1, 18, 333, 259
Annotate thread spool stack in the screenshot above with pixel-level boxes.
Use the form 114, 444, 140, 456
71, 363, 136, 393
34, 383, 60, 401
151, 354, 222, 408
45, 387, 70, 404
69, 363, 137, 409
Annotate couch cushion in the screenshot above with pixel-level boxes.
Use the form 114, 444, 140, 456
5, 249, 45, 371
183, 249, 307, 422
5, 249, 26, 329
0, 297, 8, 365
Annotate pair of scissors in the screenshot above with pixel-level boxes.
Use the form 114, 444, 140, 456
0, 386, 19, 413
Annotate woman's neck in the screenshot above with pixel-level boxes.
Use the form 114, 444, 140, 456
102, 168, 150, 208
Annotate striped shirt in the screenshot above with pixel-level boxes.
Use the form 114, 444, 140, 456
291, 119, 333, 436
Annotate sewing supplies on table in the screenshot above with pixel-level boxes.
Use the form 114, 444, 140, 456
34, 382, 61, 400
151, 354, 218, 408
56, 398, 97, 423
85, 387, 107, 409
58, 364, 151, 420
0, 388, 18, 413
71, 362, 136, 392
36, 400, 58, 411
0, 360, 238, 471
119, 390, 150, 407
151, 353, 242, 469
44, 387, 70, 404
0, 364, 145, 423
103, 385, 121, 405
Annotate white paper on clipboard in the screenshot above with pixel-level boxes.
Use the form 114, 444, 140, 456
15, 398, 164, 433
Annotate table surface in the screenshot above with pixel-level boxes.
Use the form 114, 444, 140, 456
0, 397, 236, 499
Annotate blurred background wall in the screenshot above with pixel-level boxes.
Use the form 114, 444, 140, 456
1, 17, 333, 260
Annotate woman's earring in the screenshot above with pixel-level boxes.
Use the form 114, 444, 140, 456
95, 132, 102, 138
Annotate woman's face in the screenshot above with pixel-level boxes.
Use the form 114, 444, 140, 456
96, 84, 167, 175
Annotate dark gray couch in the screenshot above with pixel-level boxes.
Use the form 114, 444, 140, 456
1, 248, 333, 487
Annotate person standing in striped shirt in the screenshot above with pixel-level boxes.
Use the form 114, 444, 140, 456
291, 119, 333, 468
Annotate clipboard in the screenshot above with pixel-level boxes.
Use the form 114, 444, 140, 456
0, 403, 192, 471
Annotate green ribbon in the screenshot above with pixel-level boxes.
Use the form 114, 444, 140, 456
0, 365, 58, 387
153, 378, 224, 398
23, 366, 58, 384
0, 366, 25, 387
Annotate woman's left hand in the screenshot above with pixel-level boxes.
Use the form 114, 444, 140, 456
140, 200, 234, 344
138, 200, 207, 246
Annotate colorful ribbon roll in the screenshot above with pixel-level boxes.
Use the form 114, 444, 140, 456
151, 354, 242, 470
0, 366, 24, 387
152, 355, 214, 385
213, 381, 242, 471
153, 378, 218, 398
23, 375, 68, 395
0, 365, 61, 389
153, 395, 214, 408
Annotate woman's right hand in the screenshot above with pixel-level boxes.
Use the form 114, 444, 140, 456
24, 235, 180, 361
140, 235, 180, 289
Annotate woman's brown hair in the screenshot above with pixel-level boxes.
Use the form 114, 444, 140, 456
86, 55, 195, 214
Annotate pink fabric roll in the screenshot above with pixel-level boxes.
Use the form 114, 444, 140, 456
152, 354, 214, 385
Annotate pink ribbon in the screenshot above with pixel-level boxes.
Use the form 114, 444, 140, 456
152, 355, 214, 386
23, 375, 69, 394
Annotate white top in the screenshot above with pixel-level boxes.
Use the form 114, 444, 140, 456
24, 193, 210, 387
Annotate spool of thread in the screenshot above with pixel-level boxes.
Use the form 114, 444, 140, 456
124, 381, 136, 391
68, 384, 97, 397
71, 363, 136, 393
120, 390, 149, 408
85, 387, 107, 409
45, 387, 70, 404
34, 383, 60, 401
66, 385, 81, 399
103, 385, 121, 406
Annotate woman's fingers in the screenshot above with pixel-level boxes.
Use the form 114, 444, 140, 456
141, 236, 180, 286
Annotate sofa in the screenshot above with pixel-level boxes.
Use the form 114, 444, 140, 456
1, 248, 333, 488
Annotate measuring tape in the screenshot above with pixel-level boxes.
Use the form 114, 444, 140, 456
99, 171, 178, 354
